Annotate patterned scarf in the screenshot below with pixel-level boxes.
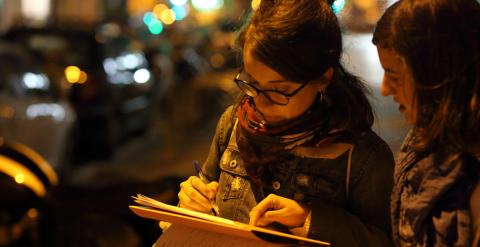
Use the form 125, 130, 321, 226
391, 130, 479, 246
235, 97, 334, 182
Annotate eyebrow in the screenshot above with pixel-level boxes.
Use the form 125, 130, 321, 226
245, 71, 289, 84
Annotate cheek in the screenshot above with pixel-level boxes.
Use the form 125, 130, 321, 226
254, 85, 319, 123
401, 77, 416, 108
403, 107, 416, 125
407, 94, 417, 123
254, 95, 316, 123
252, 95, 272, 108
283, 91, 318, 117
402, 80, 417, 124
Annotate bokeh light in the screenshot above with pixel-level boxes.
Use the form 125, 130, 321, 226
192, 0, 224, 11
153, 3, 169, 18
133, 69, 151, 84
172, 5, 187, 20
160, 9, 176, 25
210, 53, 225, 68
27, 208, 39, 219
143, 11, 157, 26
169, 0, 188, 6
65, 66, 81, 83
148, 19, 164, 34
78, 71, 88, 84
251, 0, 261, 10
332, 0, 346, 14
15, 173, 25, 184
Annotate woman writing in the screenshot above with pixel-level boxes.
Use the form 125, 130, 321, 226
178, 0, 395, 245
373, 0, 480, 246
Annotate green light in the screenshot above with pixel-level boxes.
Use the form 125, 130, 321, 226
148, 20, 164, 35
332, 0, 346, 14
143, 12, 157, 26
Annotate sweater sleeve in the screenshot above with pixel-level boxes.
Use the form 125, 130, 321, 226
308, 133, 395, 247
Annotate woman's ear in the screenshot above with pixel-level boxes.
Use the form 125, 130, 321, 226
316, 67, 334, 92
323, 67, 334, 82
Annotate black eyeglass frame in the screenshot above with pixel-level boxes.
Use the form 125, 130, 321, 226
233, 70, 310, 105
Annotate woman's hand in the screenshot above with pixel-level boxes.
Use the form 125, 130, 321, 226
249, 194, 310, 228
178, 176, 219, 213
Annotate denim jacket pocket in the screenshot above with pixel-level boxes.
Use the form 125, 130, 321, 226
218, 148, 248, 200
219, 148, 248, 176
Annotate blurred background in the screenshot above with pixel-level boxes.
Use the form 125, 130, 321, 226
0, 0, 407, 246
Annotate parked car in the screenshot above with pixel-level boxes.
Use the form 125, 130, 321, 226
0, 135, 180, 247
2, 26, 155, 163
0, 42, 76, 173
0, 138, 59, 247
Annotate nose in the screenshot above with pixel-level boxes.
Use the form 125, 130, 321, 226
381, 77, 393, 97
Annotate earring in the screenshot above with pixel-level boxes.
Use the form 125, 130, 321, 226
319, 91, 331, 107
319, 91, 325, 102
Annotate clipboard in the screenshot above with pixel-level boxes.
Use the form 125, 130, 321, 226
130, 194, 330, 246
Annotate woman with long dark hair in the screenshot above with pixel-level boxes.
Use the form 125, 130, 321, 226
177, 0, 395, 245
373, 0, 480, 246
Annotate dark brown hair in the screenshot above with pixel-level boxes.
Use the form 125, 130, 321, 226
235, 0, 374, 133
373, 0, 480, 158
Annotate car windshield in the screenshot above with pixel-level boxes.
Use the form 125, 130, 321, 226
9, 30, 149, 86
21, 34, 95, 85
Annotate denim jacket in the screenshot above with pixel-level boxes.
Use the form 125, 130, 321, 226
202, 106, 395, 246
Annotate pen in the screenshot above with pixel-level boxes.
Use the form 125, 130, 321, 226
193, 160, 220, 216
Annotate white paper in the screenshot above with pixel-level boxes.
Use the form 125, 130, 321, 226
133, 194, 238, 226
132, 194, 330, 247
154, 224, 286, 247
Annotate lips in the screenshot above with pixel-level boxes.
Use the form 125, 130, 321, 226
393, 98, 405, 112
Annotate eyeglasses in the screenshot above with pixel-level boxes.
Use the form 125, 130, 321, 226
233, 69, 309, 105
